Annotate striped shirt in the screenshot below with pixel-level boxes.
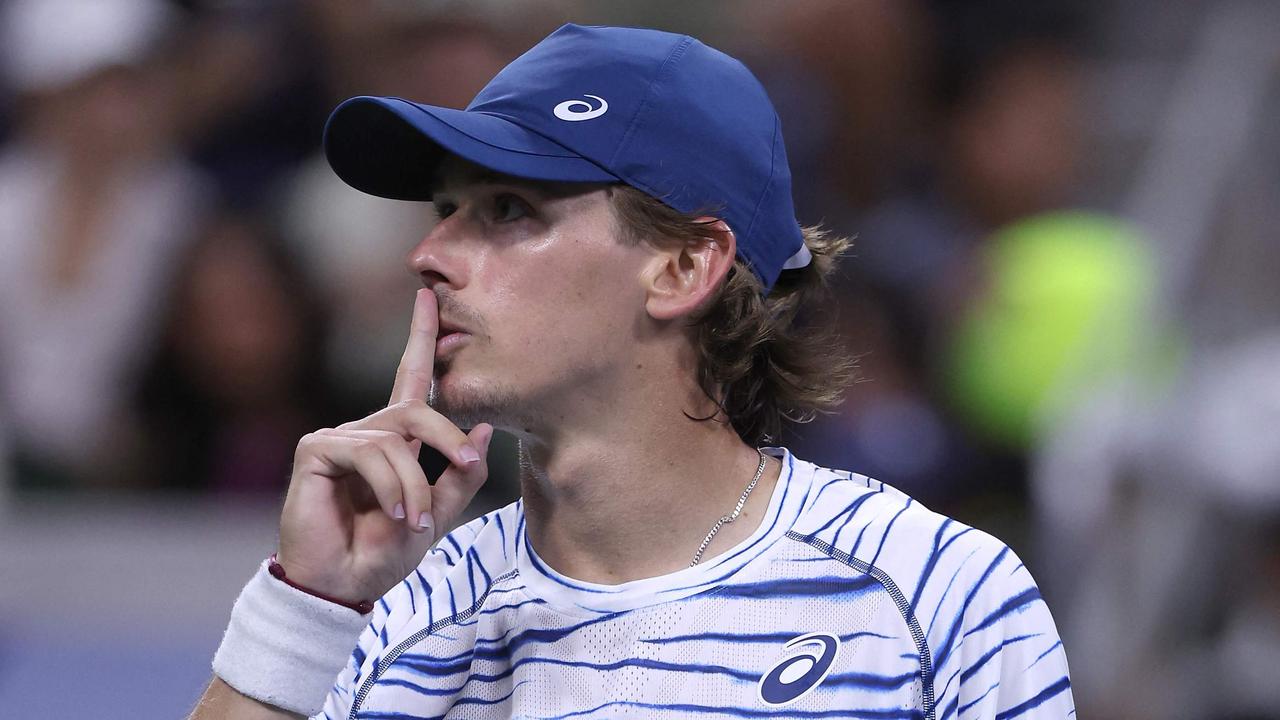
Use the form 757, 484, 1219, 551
317, 447, 1073, 719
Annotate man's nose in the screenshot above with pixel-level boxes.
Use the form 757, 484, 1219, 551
406, 220, 465, 290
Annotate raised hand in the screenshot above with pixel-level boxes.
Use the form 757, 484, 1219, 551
275, 288, 493, 606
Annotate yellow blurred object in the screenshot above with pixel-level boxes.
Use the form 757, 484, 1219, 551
944, 211, 1154, 448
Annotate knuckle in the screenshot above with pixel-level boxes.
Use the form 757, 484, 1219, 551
296, 431, 327, 450
370, 431, 403, 452
390, 398, 423, 414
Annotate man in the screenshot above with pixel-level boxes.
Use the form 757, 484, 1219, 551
193, 24, 1073, 719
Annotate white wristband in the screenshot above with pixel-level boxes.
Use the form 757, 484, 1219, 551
212, 560, 372, 717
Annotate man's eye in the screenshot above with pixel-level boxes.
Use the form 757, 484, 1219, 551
433, 201, 457, 220
493, 194, 531, 222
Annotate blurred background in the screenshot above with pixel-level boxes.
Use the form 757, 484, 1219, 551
0, 0, 1277, 717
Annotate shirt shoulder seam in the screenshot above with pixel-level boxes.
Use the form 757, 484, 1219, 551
785, 529, 937, 720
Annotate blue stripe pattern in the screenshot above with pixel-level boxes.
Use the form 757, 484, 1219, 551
313, 449, 1072, 719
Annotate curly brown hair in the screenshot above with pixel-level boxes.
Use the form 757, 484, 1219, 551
609, 186, 857, 446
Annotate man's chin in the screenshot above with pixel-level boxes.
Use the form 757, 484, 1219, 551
430, 373, 516, 428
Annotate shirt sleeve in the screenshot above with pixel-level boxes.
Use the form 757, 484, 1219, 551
309, 517, 495, 720
929, 539, 1075, 720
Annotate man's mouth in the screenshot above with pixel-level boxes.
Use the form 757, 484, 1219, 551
436, 318, 470, 355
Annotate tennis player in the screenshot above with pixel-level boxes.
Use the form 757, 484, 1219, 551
191, 24, 1073, 719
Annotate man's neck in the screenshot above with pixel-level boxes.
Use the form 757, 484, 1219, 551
514, 393, 781, 585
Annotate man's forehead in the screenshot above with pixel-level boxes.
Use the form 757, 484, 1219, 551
430, 156, 612, 198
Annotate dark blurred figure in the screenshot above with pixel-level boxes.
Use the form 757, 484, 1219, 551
775, 1, 1094, 533
176, 0, 547, 215
927, 1, 1086, 231
170, 2, 329, 210
0, 0, 209, 489
736, 0, 933, 222
739, 0, 956, 502
135, 214, 330, 494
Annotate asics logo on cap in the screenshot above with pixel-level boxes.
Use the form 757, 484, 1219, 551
757, 632, 841, 706
553, 94, 608, 121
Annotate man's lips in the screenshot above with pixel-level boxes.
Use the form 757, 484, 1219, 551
437, 317, 465, 336
436, 320, 470, 356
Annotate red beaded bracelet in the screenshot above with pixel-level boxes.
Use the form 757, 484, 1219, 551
267, 554, 374, 615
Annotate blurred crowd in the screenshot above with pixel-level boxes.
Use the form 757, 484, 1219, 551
1, 1, 1277, 718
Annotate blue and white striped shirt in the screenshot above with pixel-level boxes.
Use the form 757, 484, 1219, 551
317, 448, 1073, 719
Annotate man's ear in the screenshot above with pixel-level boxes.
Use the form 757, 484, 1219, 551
641, 218, 736, 321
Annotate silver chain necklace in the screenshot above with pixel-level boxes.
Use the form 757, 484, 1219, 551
690, 449, 768, 567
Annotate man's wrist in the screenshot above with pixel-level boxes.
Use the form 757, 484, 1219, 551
212, 559, 372, 717
268, 554, 375, 615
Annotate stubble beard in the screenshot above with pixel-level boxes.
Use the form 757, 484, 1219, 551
429, 367, 525, 430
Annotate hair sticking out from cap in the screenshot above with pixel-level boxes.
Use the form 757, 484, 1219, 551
610, 186, 856, 446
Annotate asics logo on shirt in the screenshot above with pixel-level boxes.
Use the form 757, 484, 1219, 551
757, 632, 841, 706
553, 94, 608, 121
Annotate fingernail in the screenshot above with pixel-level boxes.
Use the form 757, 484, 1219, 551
418, 512, 433, 531
393, 502, 406, 519
460, 445, 481, 464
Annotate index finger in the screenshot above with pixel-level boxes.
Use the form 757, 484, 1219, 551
390, 288, 438, 406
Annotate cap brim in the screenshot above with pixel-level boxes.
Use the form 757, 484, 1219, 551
323, 96, 618, 201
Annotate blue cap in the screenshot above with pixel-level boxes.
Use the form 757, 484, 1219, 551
323, 23, 810, 292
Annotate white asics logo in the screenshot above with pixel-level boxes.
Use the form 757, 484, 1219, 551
553, 94, 608, 121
